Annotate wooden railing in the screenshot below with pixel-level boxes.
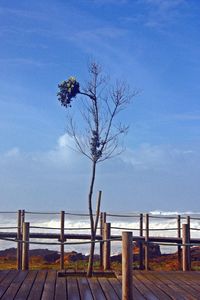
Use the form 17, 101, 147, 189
0, 210, 200, 273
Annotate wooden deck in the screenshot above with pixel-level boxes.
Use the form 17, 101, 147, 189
0, 270, 200, 299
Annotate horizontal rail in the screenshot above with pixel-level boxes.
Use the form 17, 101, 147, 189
107, 213, 139, 218
1, 231, 200, 245
30, 226, 97, 231
0, 236, 121, 245
0, 227, 18, 229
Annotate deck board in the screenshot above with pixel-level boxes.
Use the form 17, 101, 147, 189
0, 270, 200, 299
27, 270, 47, 300
41, 270, 57, 300
1, 271, 28, 300
148, 271, 187, 300
98, 277, 120, 300
77, 277, 93, 300
54, 276, 67, 300
87, 277, 106, 300
159, 272, 200, 299
15, 270, 37, 300
135, 272, 171, 300
0, 271, 19, 298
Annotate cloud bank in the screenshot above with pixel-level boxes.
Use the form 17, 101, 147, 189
0, 134, 199, 212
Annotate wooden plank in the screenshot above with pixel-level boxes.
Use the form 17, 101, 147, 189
135, 272, 171, 300
98, 277, 120, 300
132, 274, 159, 300
145, 272, 186, 300
118, 276, 145, 300
0, 270, 19, 298
55, 276, 67, 300
160, 272, 200, 299
77, 277, 93, 300
108, 278, 122, 299
41, 270, 56, 300
15, 270, 37, 300
151, 272, 192, 300
0, 271, 10, 283
88, 277, 106, 300
176, 272, 200, 293
1, 271, 28, 300
156, 272, 197, 300
28, 270, 47, 300
67, 277, 80, 300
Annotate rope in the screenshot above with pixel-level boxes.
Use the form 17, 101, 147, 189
190, 228, 200, 231
0, 236, 121, 246
0, 227, 18, 229
64, 212, 91, 217
111, 226, 139, 230
111, 227, 179, 231
148, 215, 177, 219
190, 217, 200, 220
30, 226, 99, 231
25, 211, 59, 215
146, 241, 200, 247
107, 213, 139, 218
149, 228, 178, 231
0, 212, 17, 214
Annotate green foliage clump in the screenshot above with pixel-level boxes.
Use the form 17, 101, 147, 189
57, 77, 80, 107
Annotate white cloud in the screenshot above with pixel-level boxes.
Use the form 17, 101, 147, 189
0, 137, 200, 212
121, 143, 196, 170
171, 113, 200, 121
137, 0, 187, 29
0, 134, 79, 168
4, 147, 20, 158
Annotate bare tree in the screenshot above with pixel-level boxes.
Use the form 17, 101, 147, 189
57, 61, 137, 276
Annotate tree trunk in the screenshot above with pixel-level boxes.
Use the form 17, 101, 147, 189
87, 161, 97, 277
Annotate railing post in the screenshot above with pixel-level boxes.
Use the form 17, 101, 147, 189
100, 212, 107, 267
187, 215, 191, 268
182, 223, 190, 271
17, 210, 22, 270
144, 213, 149, 271
103, 222, 110, 270
122, 231, 133, 300
60, 210, 65, 270
139, 213, 144, 270
22, 222, 29, 271
177, 215, 181, 270
21, 209, 25, 224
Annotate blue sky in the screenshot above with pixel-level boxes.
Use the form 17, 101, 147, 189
0, 0, 200, 212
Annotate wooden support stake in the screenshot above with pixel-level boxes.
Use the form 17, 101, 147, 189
17, 210, 22, 270
60, 210, 65, 270
103, 222, 111, 270
177, 215, 181, 270
94, 191, 102, 234
139, 213, 144, 270
22, 222, 29, 271
182, 223, 190, 271
144, 213, 149, 271
187, 216, 191, 269
122, 231, 133, 300
100, 212, 107, 267
21, 210, 25, 224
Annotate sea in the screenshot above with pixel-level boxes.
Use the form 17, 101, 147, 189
0, 210, 200, 255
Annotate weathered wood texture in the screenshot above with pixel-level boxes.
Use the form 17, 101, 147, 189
103, 223, 111, 271
22, 223, 29, 271
122, 231, 133, 300
0, 270, 200, 299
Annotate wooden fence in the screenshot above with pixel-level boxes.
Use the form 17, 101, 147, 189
0, 210, 199, 273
